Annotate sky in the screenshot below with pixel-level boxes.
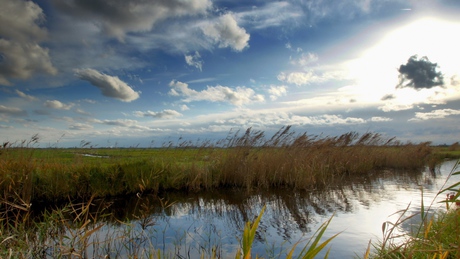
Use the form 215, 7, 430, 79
1, 0, 460, 147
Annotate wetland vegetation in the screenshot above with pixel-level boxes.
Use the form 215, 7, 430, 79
1, 126, 459, 258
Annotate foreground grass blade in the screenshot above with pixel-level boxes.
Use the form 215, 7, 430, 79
301, 215, 339, 259
284, 214, 338, 259
238, 206, 266, 259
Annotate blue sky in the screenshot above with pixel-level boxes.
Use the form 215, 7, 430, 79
1, 0, 460, 147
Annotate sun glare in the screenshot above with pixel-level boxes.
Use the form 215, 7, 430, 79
345, 17, 460, 105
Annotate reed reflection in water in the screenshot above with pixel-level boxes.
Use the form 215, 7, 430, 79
75, 160, 454, 258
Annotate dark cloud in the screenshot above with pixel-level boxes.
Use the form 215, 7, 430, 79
0, 0, 57, 86
396, 55, 444, 90
52, 0, 211, 41
0, 105, 27, 116
381, 94, 395, 101
74, 68, 140, 102
134, 109, 182, 119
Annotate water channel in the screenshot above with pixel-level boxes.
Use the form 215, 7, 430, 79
67, 160, 458, 258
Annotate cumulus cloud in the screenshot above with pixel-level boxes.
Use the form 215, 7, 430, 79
134, 109, 183, 119
75, 108, 91, 116
268, 85, 288, 100
44, 100, 74, 110
52, 0, 211, 41
277, 71, 341, 86
378, 103, 414, 112
202, 13, 250, 51
169, 80, 264, 106
168, 80, 195, 96
410, 109, 460, 121
290, 52, 318, 66
0, 0, 57, 86
75, 68, 140, 102
82, 99, 97, 104
0, 105, 27, 116
185, 51, 203, 71
99, 119, 139, 127
69, 123, 93, 130
215, 112, 366, 127
369, 116, 393, 122
397, 55, 444, 90
290, 114, 366, 125
16, 90, 38, 101
0, 0, 47, 42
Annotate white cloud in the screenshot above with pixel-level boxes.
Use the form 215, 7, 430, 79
268, 85, 288, 100
297, 0, 379, 22
290, 114, 366, 125
169, 80, 196, 96
134, 109, 183, 119
99, 119, 139, 127
86, 118, 146, 129
52, 0, 212, 41
290, 52, 319, 66
75, 108, 91, 116
0, 105, 27, 116
180, 105, 190, 111
169, 80, 264, 106
185, 51, 203, 71
44, 100, 74, 110
210, 111, 366, 128
82, 99, 97, 104
187, 77, 216, 84
74, 68, 140, 102
69, 123, 93, 130
15, 90, 38, 101
235, 2, 303, 30
378, 103, 414, 112
0, 0, 57, 86
202, 13, 250, 51
410, 109, 460, 121
277, 70, 342, 86
369, 116, 393, 122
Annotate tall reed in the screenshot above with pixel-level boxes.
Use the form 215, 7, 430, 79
1, 127, 437, 206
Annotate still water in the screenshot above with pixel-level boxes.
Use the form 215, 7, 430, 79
86, 160, 458, 258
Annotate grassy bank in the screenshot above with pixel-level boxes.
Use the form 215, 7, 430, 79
0, 127, 437, 204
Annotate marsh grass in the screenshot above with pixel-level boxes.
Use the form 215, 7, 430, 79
1, 127, 436, 213
0, 127, 445, 258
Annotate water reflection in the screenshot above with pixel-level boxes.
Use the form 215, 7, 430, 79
80, 164, 450, 257
54, 161, 457, 258
109, 168, 435, 220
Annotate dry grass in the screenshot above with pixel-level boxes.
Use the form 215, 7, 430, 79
0, 127, 435, 204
